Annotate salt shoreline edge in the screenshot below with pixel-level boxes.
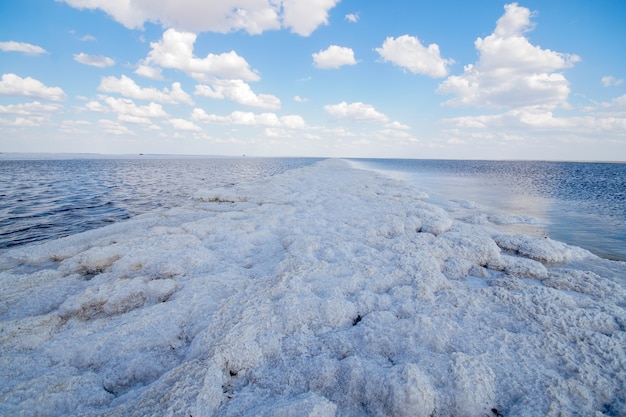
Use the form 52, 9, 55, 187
1, 159, 624, 416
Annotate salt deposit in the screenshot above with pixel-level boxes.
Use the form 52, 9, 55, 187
1, 159, 624, 416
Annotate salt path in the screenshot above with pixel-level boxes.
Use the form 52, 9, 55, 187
1, 159, 624, 416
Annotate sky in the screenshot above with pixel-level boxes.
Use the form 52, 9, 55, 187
0, 0, 625, 160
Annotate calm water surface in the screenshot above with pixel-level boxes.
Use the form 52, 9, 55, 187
352, 159, 626, 261
0, 157, 321, 250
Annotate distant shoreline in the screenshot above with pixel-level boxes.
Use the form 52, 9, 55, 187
1, 152, 624, 163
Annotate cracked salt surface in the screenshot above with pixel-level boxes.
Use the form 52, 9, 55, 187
1, 159, 625, 416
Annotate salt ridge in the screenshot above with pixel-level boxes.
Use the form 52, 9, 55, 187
1, 159, 624, 416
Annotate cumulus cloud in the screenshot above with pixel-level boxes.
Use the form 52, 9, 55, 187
135, 65, 164, 80
375, 35, 452, 78
98, 119, 135, 136
437, 3, 580, 109
194, 80, 281, 110
0, 101, 62, 116
85, 95, 168, 129
118, 114, 153, 125
192, 108, 306, 129
0, 73, 67, 101
386, 121, 411, 130
323, 101, 389, 122
59, 0, 339, 36
294, 95, 308, 103
279, 114, 308, 129
103, 97, 168, 118
98, 75, 194, 104
74, 52, 115, 68
168, 118, 202, 131
282, 0, 341, 36
591, 94, 626, 117
0, 101, 62, 128
59, 120, 92, 135
377, 128, 418, 142
0, 117, 41, 127
0, 41, 47, 55
144, 29, 259, 82
84, 100, 109, 113
313, 45, 357, 69
601, 76, 624, 87
321, 127, 356, 137
264, 127, 292, 138
442, 108, 626, 137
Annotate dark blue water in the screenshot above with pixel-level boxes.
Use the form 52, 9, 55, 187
0, 156, 321, 250
352, 159, 626, 262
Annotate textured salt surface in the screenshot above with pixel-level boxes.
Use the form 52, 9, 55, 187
1, 159, 625, 416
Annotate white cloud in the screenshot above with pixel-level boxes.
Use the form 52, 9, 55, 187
99, 119, 135, 136
437, 3, 580, 109
282, 0, 340, 36
73, 52, 115, 68
591, 94, 626, 116
345, 13, 359, 23
0, 41, 47, 55
118, 114, 153, 125
264, 127, 291, 138
375, 35, 452, 78
135, 65, 164, 80
85, 100, 109, 113
0, 73, 67, 101
279, 114, 307, 129
321, 127, 356, 137
98, 75, 194, 105
0, 117, 42, 127
102, 97, 168, 119
0, 101, 62, 116
85, 96, 168, 129
601, 76, 624, 87
192, 85, 222, 100
194, 79, 280, 110
144, 29, 259, 82
323, 101, 389, 123
493, 2, 536, 36
88, 96, 169, 131
80, 34, 96, 41
385, 121, 411, 130
303, 133, 322, 140
0, 101, 61, 128
168, 118, 202, 131
294, 95, 308, 103
192, 108, 306, 129
377, 128, 417, 140
313, 45, 357, 69
441, 108, 626, 139
59, 120, 91, 134
60, 0, 339, 36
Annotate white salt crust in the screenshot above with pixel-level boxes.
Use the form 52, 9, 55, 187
1, 159, 624, 416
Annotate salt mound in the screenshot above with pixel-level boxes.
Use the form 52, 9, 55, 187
460, 212, 544, 226
1, 159, 624, 416
493, 233, 592, 263
194, 187, 251, 203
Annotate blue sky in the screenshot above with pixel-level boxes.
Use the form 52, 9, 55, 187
1, 0, 625, 160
